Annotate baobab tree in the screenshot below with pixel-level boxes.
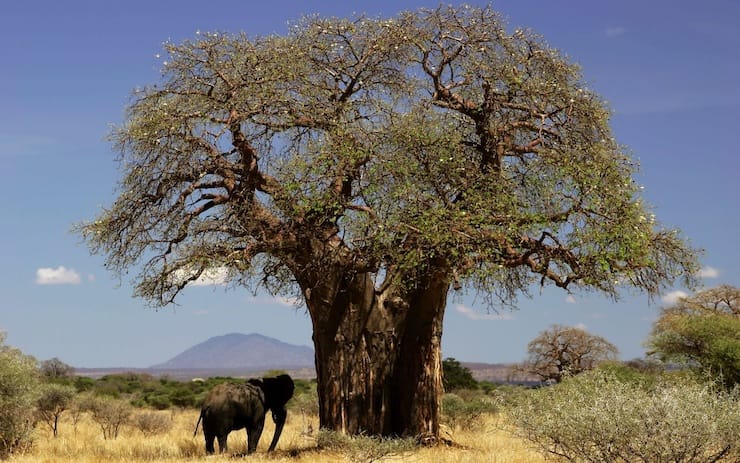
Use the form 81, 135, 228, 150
78, 5, 698, 440
519, 324, 619, 383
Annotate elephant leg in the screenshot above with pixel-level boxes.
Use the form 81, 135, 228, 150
204, 432, 216, 455
247, 418, 265, 454
217, 434, 228, 454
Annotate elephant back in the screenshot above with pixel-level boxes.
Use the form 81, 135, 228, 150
202, 381, 267, 427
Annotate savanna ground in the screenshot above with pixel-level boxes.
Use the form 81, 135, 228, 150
9, 409, 544, 463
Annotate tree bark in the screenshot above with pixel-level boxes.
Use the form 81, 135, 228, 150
301, 264, 449, 439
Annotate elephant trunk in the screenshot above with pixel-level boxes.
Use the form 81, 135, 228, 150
267, 407, 287, 452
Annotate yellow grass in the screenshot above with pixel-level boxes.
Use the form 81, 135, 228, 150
9, 410, 546, 463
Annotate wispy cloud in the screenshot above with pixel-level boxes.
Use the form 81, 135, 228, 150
36, 266, 82, 285
697, 266, 720, 279
565, 295, 577, 304
605, 26, 626, 38
661, 290, 688, 305
454, 304, 513, 321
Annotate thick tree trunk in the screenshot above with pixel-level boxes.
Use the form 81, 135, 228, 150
301, 265, 449, 439
390, 272, 448, 440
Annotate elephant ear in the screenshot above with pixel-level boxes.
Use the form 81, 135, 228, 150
263, 374, 295, 410
247, 378, 263, 388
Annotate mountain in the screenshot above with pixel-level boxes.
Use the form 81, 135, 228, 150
150, 333, 315, 371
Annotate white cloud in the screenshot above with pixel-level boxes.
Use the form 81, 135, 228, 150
661, 290, 688, 305
175, 266, 230, 286
697, 266, 720, 279
565, 295, 577, 304
35, 266, 82, 285
275, 296, 303, 307
605, 26, 626, 38
247, 295, 304, 308
454, 304, 513, 321
574, 322, 588, 331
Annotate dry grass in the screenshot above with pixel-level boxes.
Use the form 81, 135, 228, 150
8, 409, 545, 463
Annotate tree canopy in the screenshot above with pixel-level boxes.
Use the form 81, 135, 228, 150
647, 285, 740, 388
519, 324, 619, 383
442, 358, 478, 391
80, 5, 697, 307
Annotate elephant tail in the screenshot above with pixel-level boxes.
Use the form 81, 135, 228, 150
193, 408, 205, 438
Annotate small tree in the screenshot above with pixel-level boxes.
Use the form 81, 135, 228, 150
86, 396, 132, 440
36, 383, 76, 437
519, 324, 618, 383
131, 410, 172, 436
0, 332, 40, 458
39, 358, 75, 381
442, 358, 478, 391
647, 285, 740, 388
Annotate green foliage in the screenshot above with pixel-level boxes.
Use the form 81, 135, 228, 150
595, 360, 661, 388
0, 332, 40, 458
508, 370, 740, 463
72, 376, 95, 392
647, 285, 740, 388
442, 358, 478, 391
441, 391, 498, 431
87, 373, 217, 409
288, 379, 319, 415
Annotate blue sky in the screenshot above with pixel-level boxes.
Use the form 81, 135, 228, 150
1, 0, 738, 368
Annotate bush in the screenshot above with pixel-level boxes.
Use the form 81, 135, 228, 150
85, 396, 133, 439
442, 358, 478, 391
508, 371, 740, 463
36, 383, 76, 437
131, 410, 173, 436
441, 392, 497, 431
0, 333, 40, 458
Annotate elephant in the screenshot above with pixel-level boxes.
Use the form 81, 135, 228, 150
193, 374, 294, 454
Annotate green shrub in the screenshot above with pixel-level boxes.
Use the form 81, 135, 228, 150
441, 392, 497, 431
508, 371, 740, 463
0, 333, 40, 458
442, 358, 478, 391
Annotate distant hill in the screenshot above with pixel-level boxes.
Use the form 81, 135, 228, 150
150, 333, 315, 371
74, 332, 525, 383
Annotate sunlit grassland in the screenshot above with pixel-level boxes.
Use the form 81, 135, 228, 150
9, 410, 545, 463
